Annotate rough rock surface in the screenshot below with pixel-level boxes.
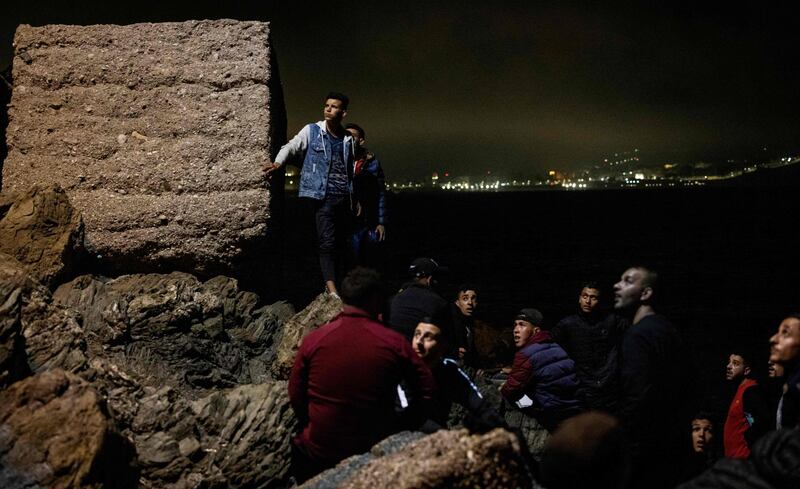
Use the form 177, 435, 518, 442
271, 292, 343, 380
0, 369, 138, 489
4, 20, 286, 275
0, 184, 84, 287
305, 429, 536, 489
53, 272, 294, 396
0, 251, 87, 388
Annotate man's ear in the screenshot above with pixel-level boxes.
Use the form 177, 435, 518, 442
640, 286, 653, 302
744, 365, 752, 377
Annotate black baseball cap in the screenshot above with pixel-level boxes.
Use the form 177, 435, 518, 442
409, 257, 449, 278
515, 308, 543, 326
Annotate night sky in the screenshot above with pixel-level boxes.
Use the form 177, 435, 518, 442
2, 1, 798, 179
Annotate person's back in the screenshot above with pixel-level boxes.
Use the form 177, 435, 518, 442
388, 258, 450, 340
290, 308, 430, 461
288, 267, 435, 480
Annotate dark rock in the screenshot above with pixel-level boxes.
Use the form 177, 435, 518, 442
0, 185, 84, 288
0, 369, 138, 489
0, 251, 87, 388
301, 432, 426, 489
192, 381, 296, 487
305, 429, 536, 489
53, 272, 293, 396
271, 292, 342, 380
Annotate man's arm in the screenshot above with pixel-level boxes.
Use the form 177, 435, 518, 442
287, 339, 311, 428
397, 340, 436, 429
264, 124, 311, 174
500, 350, 535, 402
742, 385, 772, 448
551, 319, 569, 351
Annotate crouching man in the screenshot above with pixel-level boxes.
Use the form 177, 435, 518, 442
409, 318, 504, 432
501, 308, 582, 432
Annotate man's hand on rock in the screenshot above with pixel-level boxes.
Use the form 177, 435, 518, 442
262, 161, 282, 178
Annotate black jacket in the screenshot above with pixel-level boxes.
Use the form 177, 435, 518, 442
388, 283, 451, 340
552, 312, 626, 411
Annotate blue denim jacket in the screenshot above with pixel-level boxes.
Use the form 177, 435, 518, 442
275, 121, 355, 200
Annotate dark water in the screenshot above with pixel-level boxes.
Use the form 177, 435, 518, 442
277, 185, 799, 406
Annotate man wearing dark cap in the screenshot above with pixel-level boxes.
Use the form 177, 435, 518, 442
387, 258, 452, 340
501, 308, 582, 432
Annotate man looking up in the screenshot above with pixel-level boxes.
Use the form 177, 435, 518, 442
552, 281, 626, 412
501, 308, 582, 432
409, 319, 503, 431
769, 314, 800, 430
451, 284, 479, 368
288, 267, 435, 481
723, 349, 770, 459
264, 92, 354, 297
344, 123, 386, 271
613, 266, 691, 489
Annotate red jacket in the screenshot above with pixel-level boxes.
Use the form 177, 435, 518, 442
288, 306, 435, 463
724, 378, 758, 459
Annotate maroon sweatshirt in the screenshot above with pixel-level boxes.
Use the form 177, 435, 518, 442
288, 306, 435, 463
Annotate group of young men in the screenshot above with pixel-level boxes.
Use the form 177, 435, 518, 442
273, 92, 800, 486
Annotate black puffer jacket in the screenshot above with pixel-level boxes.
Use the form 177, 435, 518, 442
551, 312, 626, 411
676, 428, 800, 489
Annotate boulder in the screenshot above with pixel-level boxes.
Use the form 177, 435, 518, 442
0, 185, 84, 287
192, 381, 296, 487
0, 369, 138, 489
4, 20, 286, 276
53, 272, 292, 395
304, 429, 536, 489
0, 251, 87, 388
271, 292, 343, 380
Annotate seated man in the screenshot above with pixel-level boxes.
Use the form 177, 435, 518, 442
451, 284, 479, 369
288, 267, 435, 481
501, 308, 582, 432
409, 318, 504, 432
680, 413, 719, 483
388, 257, 451, 340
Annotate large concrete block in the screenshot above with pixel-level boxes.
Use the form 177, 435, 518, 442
3, 20, 285, 275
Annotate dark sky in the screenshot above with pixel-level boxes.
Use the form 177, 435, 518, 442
3, 1, 799, 179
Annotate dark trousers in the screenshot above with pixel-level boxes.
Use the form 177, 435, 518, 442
314, 194, 350, 284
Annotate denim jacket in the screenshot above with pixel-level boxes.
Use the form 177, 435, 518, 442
275, 121, 355, 200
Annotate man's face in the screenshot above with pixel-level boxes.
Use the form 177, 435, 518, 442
455, 290, 478, 316
768, 361, 785, 378
513, 320, 536, 348
578, 287, 600, 314
346, 128, 365, 148
413, 322, 443, 364
691, 419, 714, 453
726, 354, 749, 381
769, 317, 800, 365
613, 268, 647, 310
323, 98, 346, 123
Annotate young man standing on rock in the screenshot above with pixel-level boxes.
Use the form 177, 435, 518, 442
288, 267, 435, 481
613, 266, 692, 489
264, 92, 355, 297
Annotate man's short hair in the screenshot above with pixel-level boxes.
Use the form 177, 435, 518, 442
326, 91, 349, 110
456, 283, 479, 297
580, 281, 601, 292
729, 347, 755, 369
634, 266, 659, 290
345, 123, 365, 139
340, 267, 383, 309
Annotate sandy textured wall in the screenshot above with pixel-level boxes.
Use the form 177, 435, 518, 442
3, 20, 285, 275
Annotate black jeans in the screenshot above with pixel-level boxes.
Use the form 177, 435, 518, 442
314, 194, 350, 284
